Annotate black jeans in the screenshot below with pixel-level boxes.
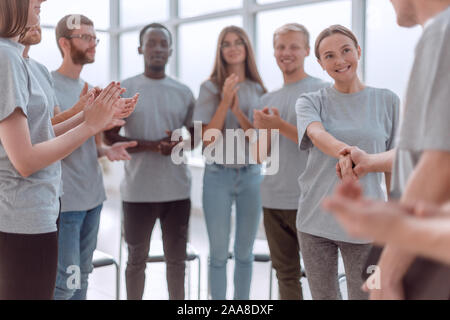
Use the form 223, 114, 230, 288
123, 199, 191, 300
0, 231, 58, 300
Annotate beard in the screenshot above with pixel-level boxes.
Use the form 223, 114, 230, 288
70, 46, 95, 65
20, 35, 41, 46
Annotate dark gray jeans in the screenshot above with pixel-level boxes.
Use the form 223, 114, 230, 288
123, 199, 191, 300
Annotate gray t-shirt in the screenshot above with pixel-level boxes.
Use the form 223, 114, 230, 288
120, 74, 195, 203
26, 58, 63, 197
296, 86, 400, 243
258, 76, 329, 210
0, 38, 61, 234
391, 6, 450, 199
26, 58, 59, 117
194, 79, 265, 168
51, 71, 106, 212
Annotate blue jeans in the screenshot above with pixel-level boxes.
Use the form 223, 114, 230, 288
203, 164, 263, 300
54, 204, 102, 300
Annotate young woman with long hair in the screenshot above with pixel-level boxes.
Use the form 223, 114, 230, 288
193, 26, 266, 300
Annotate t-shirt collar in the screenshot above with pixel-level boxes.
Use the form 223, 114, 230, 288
0, 37, 25, 54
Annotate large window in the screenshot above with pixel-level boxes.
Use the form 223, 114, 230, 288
179, 0, 242, 18
120, 0, 169, 28
33, 0, 422, 111
257, 0, 352, 91
365, 0, 422, 100
40, 0, 110, 30
38, 0, 111, 86
120, 31, 143, 81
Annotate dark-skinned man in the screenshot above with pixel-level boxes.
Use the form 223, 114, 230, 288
104, 23, 196, 300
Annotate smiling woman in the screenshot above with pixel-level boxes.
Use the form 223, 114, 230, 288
293, 25, 401, 300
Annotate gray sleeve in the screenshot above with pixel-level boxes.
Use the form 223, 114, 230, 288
386, 92, 401, 150
183, 90, 196, 128
295, 94, 322, 150
0, 52, 29, 121
248, 83, 265, 121
49, 75, 60, 109
248, 95, 266, 124
193, 81, 220, 124
420, 32, 450, 152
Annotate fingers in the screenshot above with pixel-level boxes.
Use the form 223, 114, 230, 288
362, 280, 369, 293
334, 178, 363, 200
104, 119, 125, 131
336, 162, 343, 180
262, 107, 270, 114
115, 141, 138, 149
271, 107, 280, 116
80, 82, 89, 97
339, 155, 357, 180
97, 82, 116, 100
339, 146, 354, 156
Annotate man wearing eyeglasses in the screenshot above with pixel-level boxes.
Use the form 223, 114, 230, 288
51, 14, 138, 300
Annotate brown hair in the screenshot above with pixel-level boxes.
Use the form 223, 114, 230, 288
273, 23, 310, 49
210, 26, 266, 94
55, 14, 94, 57
0, 0, 29, 38
315, 25, 359, 60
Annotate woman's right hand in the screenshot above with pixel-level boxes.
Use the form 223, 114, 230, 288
222, 74, 239, 108
338, 154, 358, 181
84, 82, 123, 135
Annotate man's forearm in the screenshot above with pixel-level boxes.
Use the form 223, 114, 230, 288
377, 151, 450, 284
368, 149, 396, 173
52, 105, 83, 125
53, 111, 84, 137
104, 129, 160, 154
279, 120, 299, 144
383, 217, 450, 266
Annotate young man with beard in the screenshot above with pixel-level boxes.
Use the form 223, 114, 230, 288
251, 23, 328, 300
104, 23, 196, 300
52, 15, 138, 300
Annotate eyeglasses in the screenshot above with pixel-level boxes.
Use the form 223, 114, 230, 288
67, 34, 100, 45
221, 39, 245, 50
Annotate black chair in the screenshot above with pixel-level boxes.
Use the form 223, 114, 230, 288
92, 250, 120, 300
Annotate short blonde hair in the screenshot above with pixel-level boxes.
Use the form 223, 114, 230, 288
273, 23, 310, 49
315, 25, 359, 60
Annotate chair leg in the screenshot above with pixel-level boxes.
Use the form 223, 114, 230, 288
269, 262, 273, 300
197, 257, 201, 300
114, 261, 120, 300
207, 257, 210, 300
187, 261, 192, 300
